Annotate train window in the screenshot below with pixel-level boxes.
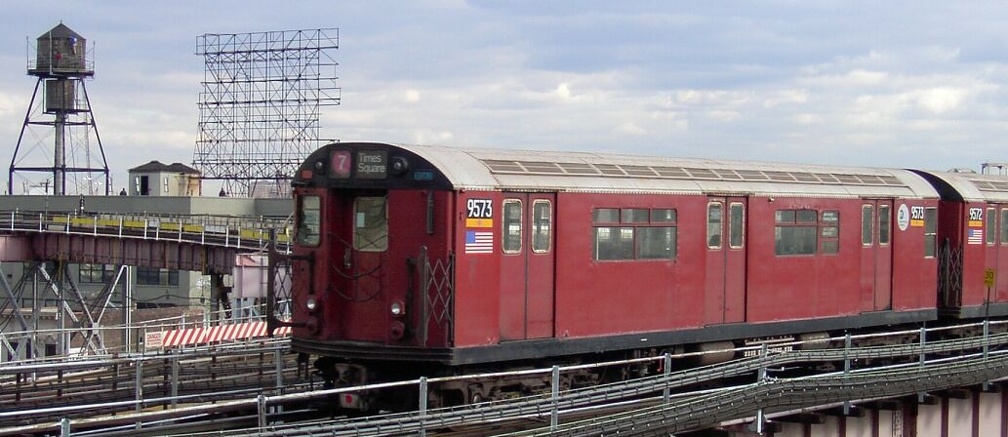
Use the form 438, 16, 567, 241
592, 207, 678, 261
652, 209, 676, 222
878, 205, 890, 245
729, 203, 744, 249
594, 227, 634, 260
503, 200, 522, 254
532, 200, 552, 253
637, 227, 676, 259
622, 208, 649, 223
924, 207, 937, 258
821, 210, 839, 254
861, 205, 874, 246
1001, 209, 1008, 244
775, 209, 817, 255
296, 195, 321, 247
593, 208, 620, 223
353, 197, 388, 252
707, 203, 723, 249
986, 207, 996, 245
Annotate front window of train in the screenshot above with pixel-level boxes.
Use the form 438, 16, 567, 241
296, 195, 321, 247
354, 196, 388, 252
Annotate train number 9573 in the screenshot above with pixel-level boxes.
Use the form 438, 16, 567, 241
467, 199, 493, 219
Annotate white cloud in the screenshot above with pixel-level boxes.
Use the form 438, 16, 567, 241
913, 86, 966, 114
554, 83, 572, 100
404, 89, 421, 103
614, 122, 646, 136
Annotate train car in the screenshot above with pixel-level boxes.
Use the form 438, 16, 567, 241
286, 141, 941, 407
912, 170, 1008, 318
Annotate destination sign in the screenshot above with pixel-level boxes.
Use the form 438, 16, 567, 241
356, 150, 388, 179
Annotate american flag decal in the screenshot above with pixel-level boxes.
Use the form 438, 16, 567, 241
465, 230, 494, 254
968, 228, 983, 245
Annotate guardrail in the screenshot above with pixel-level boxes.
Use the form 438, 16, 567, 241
0, 209, 292, 252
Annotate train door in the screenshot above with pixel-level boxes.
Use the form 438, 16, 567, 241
704, 197, 746, 324
998, 206, 1008, 303
499, 193, 556, 340
860, 200, 893, 311
988, 205, 1004, 304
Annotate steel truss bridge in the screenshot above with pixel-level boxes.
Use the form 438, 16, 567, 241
0, 207, 292, 360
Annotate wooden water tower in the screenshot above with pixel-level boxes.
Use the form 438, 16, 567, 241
8, 23, 109, 195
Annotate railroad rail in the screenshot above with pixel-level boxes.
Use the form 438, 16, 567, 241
7, 319, 1008, 436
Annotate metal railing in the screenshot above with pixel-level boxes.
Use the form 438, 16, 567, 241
0, 209, 292, 252
8, 319, 1008, 436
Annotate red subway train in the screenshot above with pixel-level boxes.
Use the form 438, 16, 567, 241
284, 141, 1008, 408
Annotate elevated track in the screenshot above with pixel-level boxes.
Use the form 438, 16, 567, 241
5, 320, 1008, 436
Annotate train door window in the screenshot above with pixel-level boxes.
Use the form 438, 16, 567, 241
924, 207, 937, 258
729, 203, 744, 249
503, 200, 523, 254
878, 205, 891, 245
821, 210, 840, 254
296, 195, 321, 247
707, 203, 723, 249
532, 200, 552, 253
861, 205, 874, 246
353, 196, 388, 252
986, 207, 996, 245
1001, 208, 1008, 244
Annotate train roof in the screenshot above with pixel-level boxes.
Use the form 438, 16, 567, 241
911, 170, 1008, 203
390, 143, 938, 199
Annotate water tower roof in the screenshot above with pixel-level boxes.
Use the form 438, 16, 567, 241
39, 23, 84, 40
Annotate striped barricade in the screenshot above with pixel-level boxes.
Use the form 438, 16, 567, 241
155, 321, 292, 349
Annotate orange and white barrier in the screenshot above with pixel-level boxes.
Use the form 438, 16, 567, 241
145, 321, 291, 349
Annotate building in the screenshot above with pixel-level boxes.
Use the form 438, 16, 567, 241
128, 161, 201, 196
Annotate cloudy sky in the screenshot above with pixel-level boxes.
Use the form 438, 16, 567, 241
2, 1, 1008, 194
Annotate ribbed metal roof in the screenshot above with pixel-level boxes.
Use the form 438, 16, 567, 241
394, 143, 938, 199
916, 170, 1008, 202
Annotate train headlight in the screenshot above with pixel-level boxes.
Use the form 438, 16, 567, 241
390, 300, 405, 317
306, 297, 318, 312
390, 157, 409, 176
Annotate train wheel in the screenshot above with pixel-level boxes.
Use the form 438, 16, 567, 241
467, 383, 486, 405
